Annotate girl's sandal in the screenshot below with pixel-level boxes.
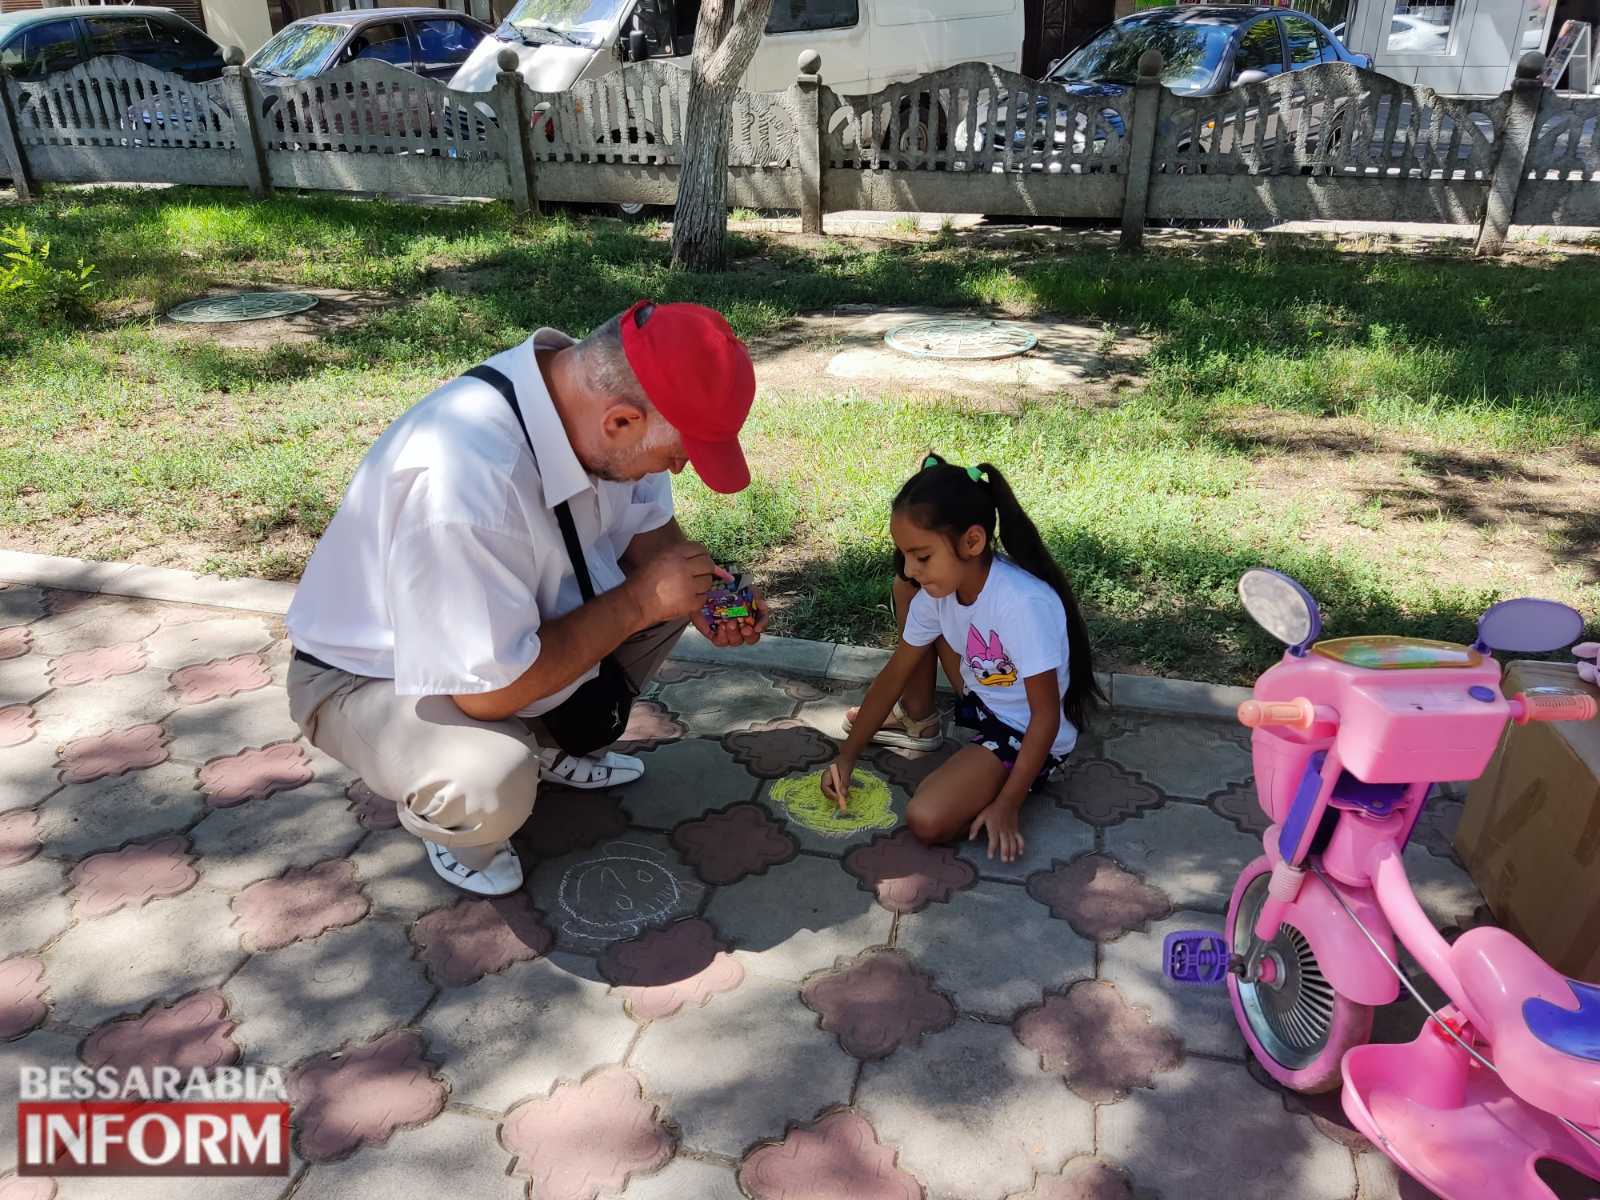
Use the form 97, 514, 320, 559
842, 701, 944, 751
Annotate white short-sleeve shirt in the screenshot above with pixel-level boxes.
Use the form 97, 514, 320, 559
902, 557, 1078, 757
285, 329, 675, 717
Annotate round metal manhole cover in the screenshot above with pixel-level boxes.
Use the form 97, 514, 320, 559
168, 292, 319, 324
884, 318, 1037, 360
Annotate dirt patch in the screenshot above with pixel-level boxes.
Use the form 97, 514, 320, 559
747, 305, 1150, 410
1230, 410, 1600, 595
149, 288, 391, 351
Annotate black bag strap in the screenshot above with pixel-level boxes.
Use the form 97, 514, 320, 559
464, 363, 597, 604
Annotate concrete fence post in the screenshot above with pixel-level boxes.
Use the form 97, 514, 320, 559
221, 48, 271, 200
495, 48, 538, 215
1119, 49, 1163, 251
796, 50, 824, 235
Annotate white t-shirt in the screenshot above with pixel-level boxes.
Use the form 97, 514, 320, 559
903, 557, 1078, 757
284, 330, 674, 717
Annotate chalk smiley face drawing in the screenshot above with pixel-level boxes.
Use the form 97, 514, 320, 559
555, 841, 703, 950
966, 627, 1017, 687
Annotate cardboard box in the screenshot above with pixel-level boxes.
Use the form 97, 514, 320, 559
1456, 660, 1600, 983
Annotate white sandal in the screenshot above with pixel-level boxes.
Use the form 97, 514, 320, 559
842, 701, 943, 751
538, 748, 645, 790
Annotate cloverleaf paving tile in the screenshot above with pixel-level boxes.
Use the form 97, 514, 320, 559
868, 740, 959, 794
57, 724, 170, 785
1026, 854, 1172, 941
166, 687, 307, 767
410, 893, 552, 987
598, 917, 744, 1020
1043, 759, 1164, 829
523, 835, 705, 955
801, 948, 953, 1059
614, 699, 686, 753
233, 858, 370, 952
649, 659, 715, 687
0, 585, 48, 625
1102, 805, 1261, 912
1098, 912, 1243, 1058
292, 1111, 522, 1200
44, 887, 245, 1027
0, 957, 48, 1040
738, 1109, 921, 1200
622, 739, 758, 830
670, 803, 798, 885
1014, 980, 1183, 1103
289, 1031, 446, 1162
24, 671, 172, 743
200, 743, 313, 808
346, 780, 400, 830
956, 802, 1097, 884
0, 705, 36, 748
81, 990, 239, 1072
0, 857, 70, 958
419, 953, 636, 1113
1099, 1058, 1356, 1200
897, 880, 1095, 1017
28, 596, 164, 656
189, 779, 363, 891
755, 773, 908, 857
631, 975, 856, 1158
0, 810, 40, 868
170, 655, 272, 706
844, 829, 975, 914
1103, 717, 1253, 801
348, 828, 448, 919
226, 920, 432, 1067
49, 643, 149, 688
0, 651, 52, 709
857, 1020, 1095, 1200
652, 670, 797, 737
704, 855, 894, 984
0, 627, 30, 662
514, 790, 628, 860
722, 719, 837, 779
145, 616, 273, 671
69, 835, 199, 919
1005, 1159, 1134, 1200
502, 1066, 674, 1200
1206, 781, 1269, 836
35, 761, 204, 860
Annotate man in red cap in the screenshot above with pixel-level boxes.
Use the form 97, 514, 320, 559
285, 301, 765, 896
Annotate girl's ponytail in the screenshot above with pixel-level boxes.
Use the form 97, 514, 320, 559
977, 463, 1104, 731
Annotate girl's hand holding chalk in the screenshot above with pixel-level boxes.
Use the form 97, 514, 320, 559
822, 756, 857, 812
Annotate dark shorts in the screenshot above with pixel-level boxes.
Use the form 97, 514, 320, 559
957, 694, 1065, 792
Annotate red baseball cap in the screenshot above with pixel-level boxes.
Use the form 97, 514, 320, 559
620, 299, 755, 494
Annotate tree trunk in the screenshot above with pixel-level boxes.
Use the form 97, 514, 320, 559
671, 0, 774, 272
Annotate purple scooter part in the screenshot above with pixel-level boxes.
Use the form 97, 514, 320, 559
1162, 930, 1229, 986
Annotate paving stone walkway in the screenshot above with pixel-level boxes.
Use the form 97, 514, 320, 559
0, 584, 1495, 1200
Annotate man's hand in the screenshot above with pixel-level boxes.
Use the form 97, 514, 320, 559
692, 584, 771, 648
626, 541, 718, 626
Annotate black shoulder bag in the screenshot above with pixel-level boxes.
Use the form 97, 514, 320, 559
465, 364, 636, 756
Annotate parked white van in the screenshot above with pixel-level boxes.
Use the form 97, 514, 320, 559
447, 0, 1024, 114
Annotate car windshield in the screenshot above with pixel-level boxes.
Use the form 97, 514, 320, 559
1050, 15, 1233, 94
499, 0, 624, 47
248, 22, 343, 77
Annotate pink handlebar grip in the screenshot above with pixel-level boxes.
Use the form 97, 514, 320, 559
1510, 691, 1598, 725
1238, 697, 1318, 732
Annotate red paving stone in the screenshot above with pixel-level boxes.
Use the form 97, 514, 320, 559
289, 1031, 447, 1162
844, 828, 976, 914
723, 719, 837, 779
502, 1066, 674, 1200
0, 957, 48, 1040
1014, 981, 1184, 1103
170, 654, 272, 705
599, 918, 745, 1020
48, 642, 149, 687
671, 802, 799, 885
801, 949, 954, 1060
58, 723, 169, 785
199, 742, 313, 807
409, 893, 552, 987
738, 1110, 922, 1200
1025, 854, 1173, 941
82, 990, 240, 1073
1050, 759, 1165, 828
0, 810, 40, 868
69, 836, 199, 919
0, 704, 36, 747
233, 859, 370, 951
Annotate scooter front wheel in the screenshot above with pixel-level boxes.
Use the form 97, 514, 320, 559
1228, 856, 1374, 1093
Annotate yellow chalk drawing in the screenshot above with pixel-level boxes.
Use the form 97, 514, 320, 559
769, 769, 898, 839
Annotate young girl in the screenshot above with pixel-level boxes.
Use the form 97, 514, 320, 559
823, 454, 1102, 863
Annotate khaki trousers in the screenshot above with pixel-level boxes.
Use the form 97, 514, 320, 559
286, 619, 687, 862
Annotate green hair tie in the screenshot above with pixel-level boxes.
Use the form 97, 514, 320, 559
967, 466, 983, 483
922, 455, 983, 484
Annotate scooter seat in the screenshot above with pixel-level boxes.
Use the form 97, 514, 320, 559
1451, 926, 1600, 1128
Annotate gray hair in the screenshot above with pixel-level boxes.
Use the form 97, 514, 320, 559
576, 315, 651, 406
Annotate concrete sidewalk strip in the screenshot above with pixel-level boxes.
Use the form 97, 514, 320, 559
0, 560, 1478, 1199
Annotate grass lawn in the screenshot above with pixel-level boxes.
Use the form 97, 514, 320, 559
3, 186, 1598, 683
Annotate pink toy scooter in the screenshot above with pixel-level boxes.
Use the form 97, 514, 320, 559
1164, 569, 1600, 1199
